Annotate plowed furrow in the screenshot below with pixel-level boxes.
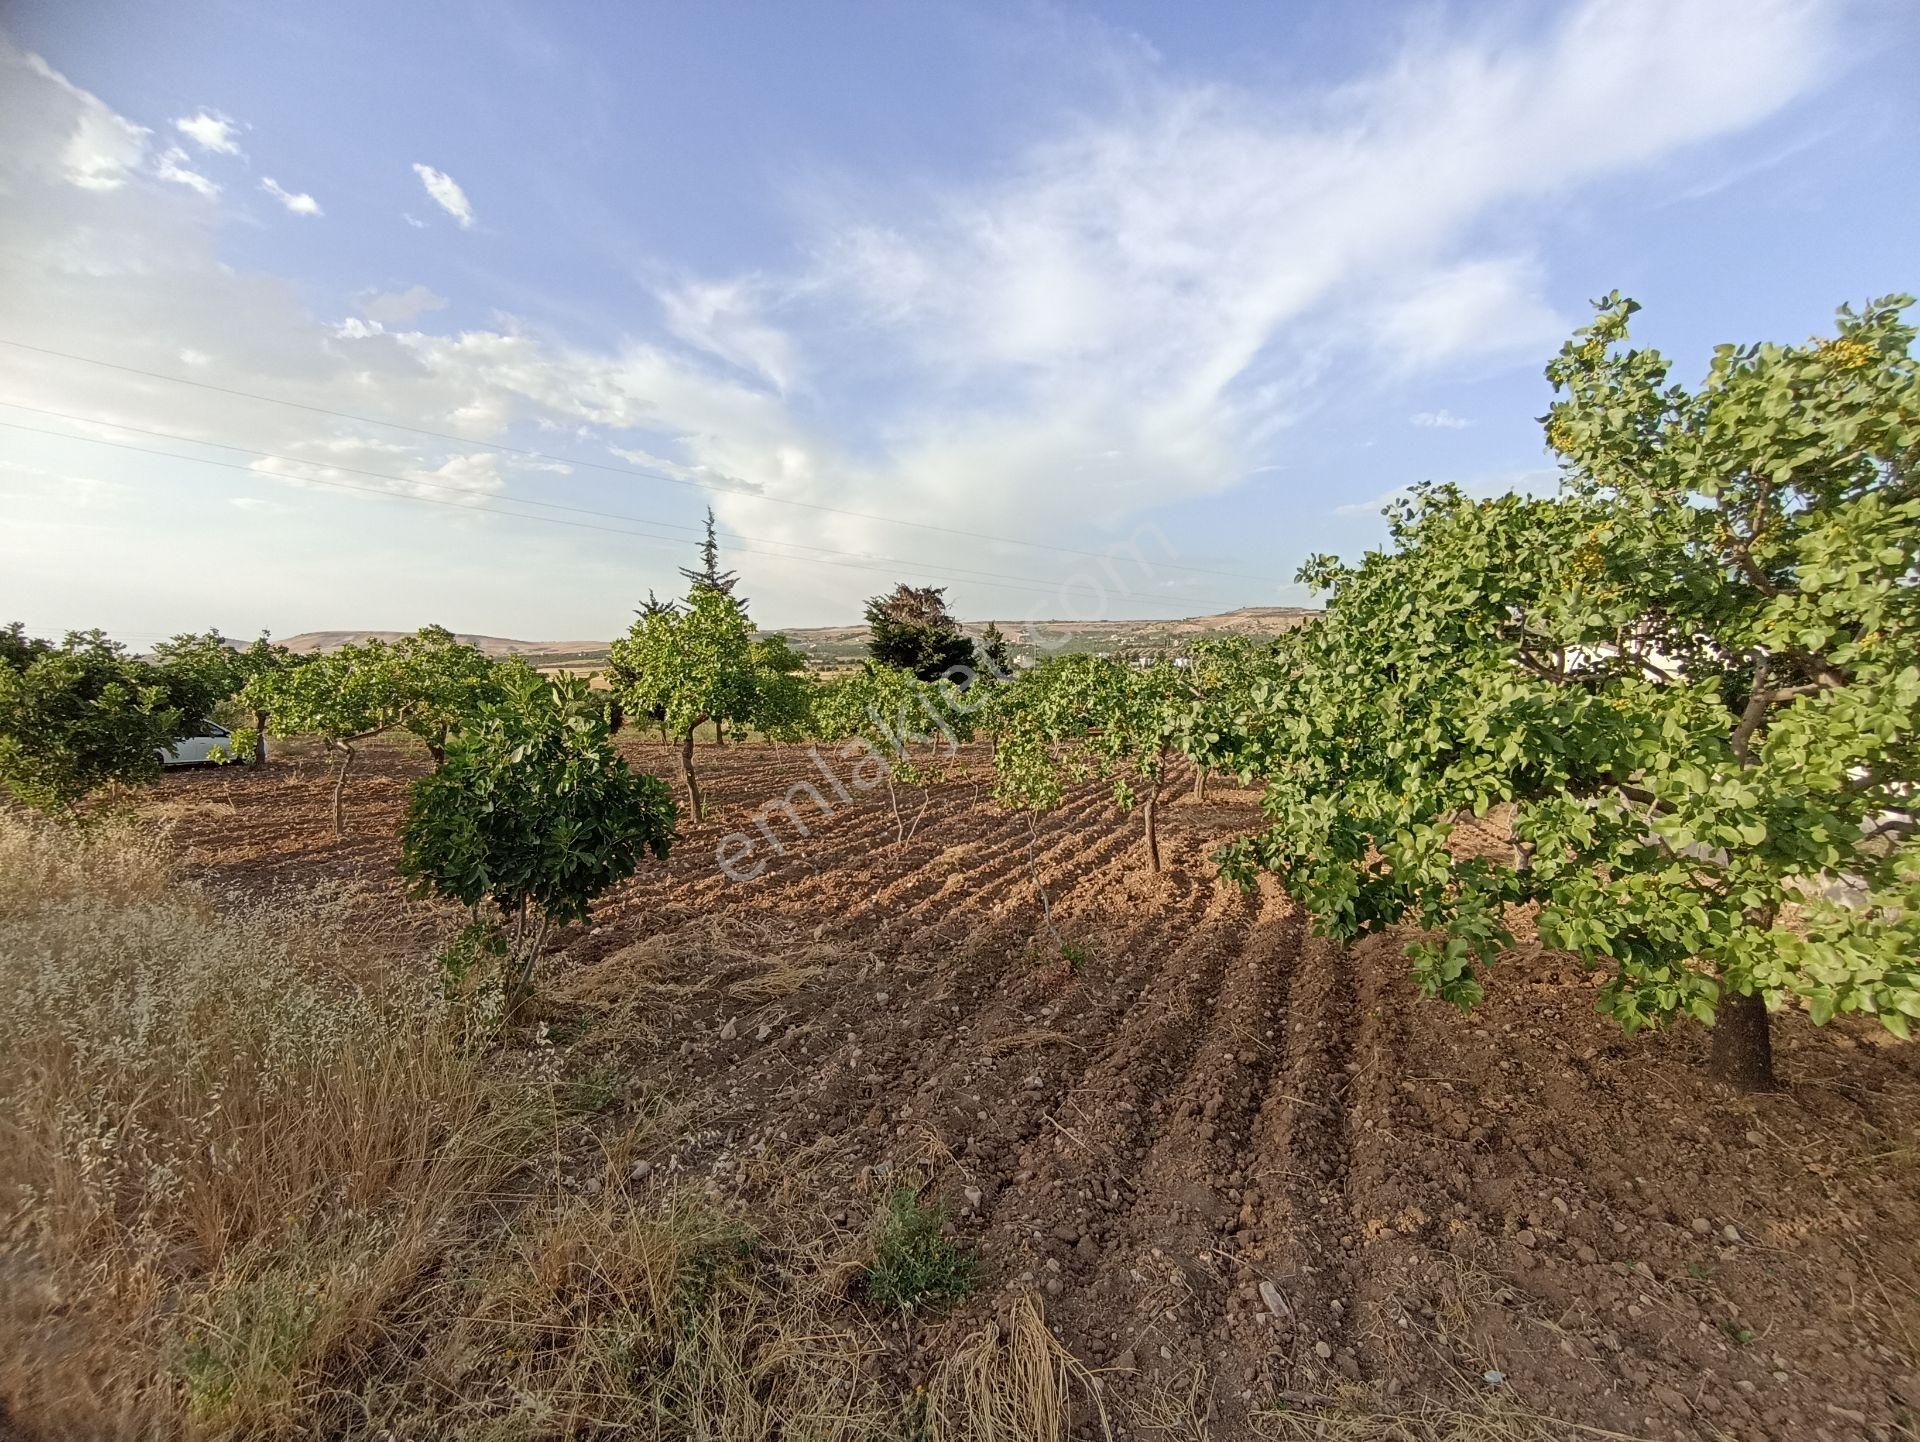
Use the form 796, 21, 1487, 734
1234, 931, 1362, 1389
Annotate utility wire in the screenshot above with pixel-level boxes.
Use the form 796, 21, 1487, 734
0, 418, 1202, 605
0, 336, 1269, 584
0, 399, 1208, 602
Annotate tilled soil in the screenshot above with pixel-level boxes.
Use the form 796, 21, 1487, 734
152, 739, 1920, 1441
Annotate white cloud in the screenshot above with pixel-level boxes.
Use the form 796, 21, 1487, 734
411, 163, 474, 227
0, 5, 1845, 630
21, 50, 151, 191
260, 177, 321, 216
1371, 258, 1566, 372
660, 278, 799, 392
355, 283, 445, 325
1410, 409, 1471, 430
155, 145, 219, 199
174, 111, 242, 155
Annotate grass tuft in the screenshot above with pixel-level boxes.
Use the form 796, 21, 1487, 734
864, 1185, 978, 1313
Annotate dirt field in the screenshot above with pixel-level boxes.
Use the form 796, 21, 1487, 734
146, 738, 1920, 1441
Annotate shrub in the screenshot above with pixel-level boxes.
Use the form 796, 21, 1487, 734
400, 668, 676, 1020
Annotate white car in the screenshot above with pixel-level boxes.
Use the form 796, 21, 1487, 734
161, 720, 260, 767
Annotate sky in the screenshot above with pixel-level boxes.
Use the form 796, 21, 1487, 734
1, 0, 1915, 647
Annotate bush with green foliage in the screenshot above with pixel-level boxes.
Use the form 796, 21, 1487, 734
400, 668, 676, 1020
0, 625, 199, 812
1217, 295, 1920, 1087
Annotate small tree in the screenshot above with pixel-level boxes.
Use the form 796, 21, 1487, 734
1217, 295, 1920, 1088
991, 653, 1184, 871
400, 668, 675, 1021
813, 663, 974, 842
865, 584, 978, 681
749, 632, 816, 742
0, 626, 194, 812
230, 633, 303, 764
606, 586, 757, 823
387, 625, 504, 765
1174, 636, 1271, 801
252, 639, 407, 834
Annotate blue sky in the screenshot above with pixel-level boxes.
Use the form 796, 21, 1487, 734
1, 0, 1915, 645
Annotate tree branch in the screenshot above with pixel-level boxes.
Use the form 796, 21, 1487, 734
1729, 652, 1773, 766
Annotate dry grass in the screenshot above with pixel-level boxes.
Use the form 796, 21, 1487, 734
1250, 1391, 1650, 1442
0, 811, 1104, 1442
552, 914, 859, 1038
926, 1293, 1109, 1441
0, 809, 546, 1438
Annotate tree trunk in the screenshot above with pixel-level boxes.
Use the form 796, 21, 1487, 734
679, 728, 703, 823
330, 740, 355, 836
252, 709, 269, 765
1709, 990, 1777, 1089
714, 717, 726, 747
426, 728, 447, 769
502, 901, 542, 1025
1143, 778, 1161, 872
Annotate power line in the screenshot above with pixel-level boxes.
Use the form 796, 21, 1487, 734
0, 336, 1270, 584
0, 418, 1207, 606
0, 400, 1208, 601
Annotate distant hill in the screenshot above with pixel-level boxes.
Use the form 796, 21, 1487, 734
278, 632, 606, 659
280, 607, 1319, 669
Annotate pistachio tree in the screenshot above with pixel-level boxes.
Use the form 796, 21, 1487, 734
400, 668, 675, 1021
606, 586, 758, 823
251, 628, 502, 833
813, 663, 974, 839
992, 652, 1185, 871
1174, 636, 1272, 801
0, 626, 194, 811
1217, 296, 1920, 1088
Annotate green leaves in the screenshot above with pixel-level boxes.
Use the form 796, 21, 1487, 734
399, 669, 676, 931
607, 585, 766, 740
987, 653, 1183, 814
1218, 295, 1920, 1050
0, 626, 195, 811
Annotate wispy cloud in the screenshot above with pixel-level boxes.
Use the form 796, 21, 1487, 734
260, 176, 321, 216
1410, 409, 1471, 430
411, 163, 474, 227
155, 145, 218, 199
0, 4, 1845, 625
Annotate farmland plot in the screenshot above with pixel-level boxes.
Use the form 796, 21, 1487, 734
127, 738, 1920, 1439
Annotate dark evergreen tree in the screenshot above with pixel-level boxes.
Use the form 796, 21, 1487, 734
864, 584, 978, 681
678, 507, 743, 604
636, 588, 678, 620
